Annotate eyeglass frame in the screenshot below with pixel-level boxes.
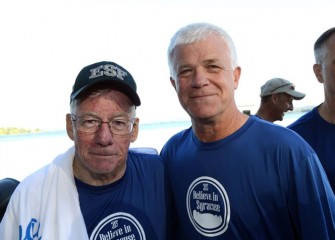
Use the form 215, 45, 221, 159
70, 114, 136, 135
270, 83, 295, 93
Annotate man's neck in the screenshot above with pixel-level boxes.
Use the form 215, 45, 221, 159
255, 109, 275, 123
318, 101, 335, 124
192, 109, 249, 142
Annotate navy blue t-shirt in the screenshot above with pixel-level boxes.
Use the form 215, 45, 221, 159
161, 116, 335, 239
75, 150, 166, 240
288, 106, 335, 192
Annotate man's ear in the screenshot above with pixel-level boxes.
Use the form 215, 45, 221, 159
271, 94, 278, 104
66, 114, 74, 141
170, 77, 177, 90
130, 118, 139, 143
233, 66, 241, 90
313, 63, 324, 83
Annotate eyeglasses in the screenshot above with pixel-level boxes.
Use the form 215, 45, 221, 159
71, 114, 135, 135
270, 83, 295, 93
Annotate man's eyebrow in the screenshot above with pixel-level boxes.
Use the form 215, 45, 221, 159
111, 112, 130, 118
76, 113, 98, 118
203, 59, 220, 64
176, 62, 193, 70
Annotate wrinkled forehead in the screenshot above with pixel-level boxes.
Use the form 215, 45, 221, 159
72, 87, 135, 115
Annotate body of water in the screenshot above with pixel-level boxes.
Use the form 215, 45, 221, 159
0, 112, 305, 181
0, 121, 192, 181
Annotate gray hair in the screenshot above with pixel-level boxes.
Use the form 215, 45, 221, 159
167, 22, 238, 79
70, 88, 136, 118
314, 27, 335, 64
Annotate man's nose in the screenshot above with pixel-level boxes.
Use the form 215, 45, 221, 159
95, 122, 114, 146
288, 102, 294, 111
192, 68, 209, 88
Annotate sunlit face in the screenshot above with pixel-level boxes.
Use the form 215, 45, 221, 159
66, 90, 138, 182
274, 93, 294, 121
170, 34, 241, 122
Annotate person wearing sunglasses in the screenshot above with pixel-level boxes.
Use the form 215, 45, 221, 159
0, 61, 167, 239
255, 78, 305, 122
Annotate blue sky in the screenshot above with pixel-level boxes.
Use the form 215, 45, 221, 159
0, 0, 334, 130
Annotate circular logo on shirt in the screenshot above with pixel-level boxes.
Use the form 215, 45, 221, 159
90, 212, 146, 240
186, 176, 230, 237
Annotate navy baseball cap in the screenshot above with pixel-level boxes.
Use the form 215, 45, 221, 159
70, 61, 141, 106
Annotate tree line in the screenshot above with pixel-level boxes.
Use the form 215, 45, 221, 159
0, 127, 42, 135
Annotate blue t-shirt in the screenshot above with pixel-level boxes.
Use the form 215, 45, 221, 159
161, 116, 335, 239
76, 150, 167, 240
288, 106, 335, 192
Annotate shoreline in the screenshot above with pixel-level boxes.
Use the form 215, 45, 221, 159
0, 108, 313, 136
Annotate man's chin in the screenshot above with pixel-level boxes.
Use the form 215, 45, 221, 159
280, 113, 285, 121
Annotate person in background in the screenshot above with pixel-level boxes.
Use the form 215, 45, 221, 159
255, 77, 305, 122
288, 27, 335, 192
161, 22, 335, 239
0, 61, 167, 239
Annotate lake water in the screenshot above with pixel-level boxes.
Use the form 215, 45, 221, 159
0, 112, 304, 181
0, 121, 192, 181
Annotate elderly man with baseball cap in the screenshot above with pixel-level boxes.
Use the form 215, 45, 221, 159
0, 61, 167, 239
255, 77, 306, 122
